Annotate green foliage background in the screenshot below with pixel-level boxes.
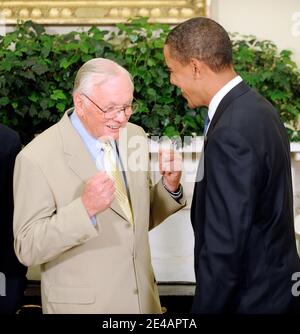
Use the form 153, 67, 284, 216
0, 18, 299, 144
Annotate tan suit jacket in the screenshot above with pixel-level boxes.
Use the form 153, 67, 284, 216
13, 110, 186, 314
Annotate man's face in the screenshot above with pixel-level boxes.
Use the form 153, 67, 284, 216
164, 44, 204, 108
76, 74, 133, 140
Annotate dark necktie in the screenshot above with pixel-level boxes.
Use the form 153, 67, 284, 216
204, 115, 210, 136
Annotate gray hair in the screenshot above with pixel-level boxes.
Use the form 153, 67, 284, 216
73, 58, 133, 95
165, 17, 233, 73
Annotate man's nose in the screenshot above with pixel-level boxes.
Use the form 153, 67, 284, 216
114, 109, 127, 122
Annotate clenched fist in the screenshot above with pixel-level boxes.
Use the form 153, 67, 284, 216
81, 171, 115, 217
159, 149, 182, 192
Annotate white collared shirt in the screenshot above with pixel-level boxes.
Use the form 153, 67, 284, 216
206, 75, 243, 134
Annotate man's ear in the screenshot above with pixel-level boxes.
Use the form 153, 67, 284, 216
73, 93, 85, 117
190, 58, 206, 79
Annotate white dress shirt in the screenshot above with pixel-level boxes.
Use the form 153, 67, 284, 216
206, 75, 243, 134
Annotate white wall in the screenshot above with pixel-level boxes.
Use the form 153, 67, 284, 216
210, 0, 300, 66
149, 141, 203, 283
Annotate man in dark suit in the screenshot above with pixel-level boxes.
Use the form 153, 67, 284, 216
164, 17, 300, 313
0, 124, 27, 314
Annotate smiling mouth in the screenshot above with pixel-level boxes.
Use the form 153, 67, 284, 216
107, 125, 120, 130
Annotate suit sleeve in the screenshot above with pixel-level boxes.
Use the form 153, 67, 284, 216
0, 130, 25, 275
193, 127, 258, 313
130, 126, 186, 231
149, 178, 186, 230
13, 152, 98, 267
6, 133, 21, 232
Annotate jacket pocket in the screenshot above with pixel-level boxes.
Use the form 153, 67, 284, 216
47, 286, 95, 304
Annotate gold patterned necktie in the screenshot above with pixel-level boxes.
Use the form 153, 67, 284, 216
101, 141, 134, 224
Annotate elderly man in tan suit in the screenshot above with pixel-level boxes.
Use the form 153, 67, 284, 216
13, 58, 186, 314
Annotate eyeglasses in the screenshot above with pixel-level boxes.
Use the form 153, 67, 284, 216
81, 93, 138, 119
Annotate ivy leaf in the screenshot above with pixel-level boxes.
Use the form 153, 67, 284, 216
0, 61, 12, 71
59, 58, 71, 69
20, 71, 35, 80
164, 126, 180, 137
80, 42, 89, 53
140, 45, 147, 54
41, 46, 51, 58
50, 90, 66, 101
56, 102, 67, 112
0, 96, 9, 106
28, 93, 39, 103
183, 115, 198, 130
32, 63, 48, 75
129, 34, 138, 43
29, 104, 38, 117
30, 21, 45, 35
146, 87, 156, 97
147, 58, 156, 67
12, 101, 18, 109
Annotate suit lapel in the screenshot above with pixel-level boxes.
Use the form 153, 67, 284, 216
58, 109, 127, 222
204, 81, 250, 149
59, 109, 97, 181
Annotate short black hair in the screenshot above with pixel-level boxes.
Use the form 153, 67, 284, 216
165, 17, 233, 72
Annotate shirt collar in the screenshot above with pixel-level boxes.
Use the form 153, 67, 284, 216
70, 110, 116, 160
70, 109, 99, 160
208, 75, 243, 124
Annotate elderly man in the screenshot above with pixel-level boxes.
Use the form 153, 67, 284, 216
13, 58, 185, 314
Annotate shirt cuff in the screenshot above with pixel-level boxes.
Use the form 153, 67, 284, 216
162, 178, 183, 201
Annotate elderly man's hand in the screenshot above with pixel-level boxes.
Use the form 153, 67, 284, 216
81, 171, 115, 217
159, 149, 182, 192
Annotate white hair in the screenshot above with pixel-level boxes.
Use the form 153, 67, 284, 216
72, 58, 133, 95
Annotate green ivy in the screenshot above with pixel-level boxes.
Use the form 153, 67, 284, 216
231, 34, 300, 141
0, 19, 299, 144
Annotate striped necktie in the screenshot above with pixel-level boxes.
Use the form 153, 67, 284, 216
101, 141, 134, 224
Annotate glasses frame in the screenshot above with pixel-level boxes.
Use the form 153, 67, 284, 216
81, 93, 137, 119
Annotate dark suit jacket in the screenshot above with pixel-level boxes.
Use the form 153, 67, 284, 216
191, 81, 300, 313
0, 124, 26, 277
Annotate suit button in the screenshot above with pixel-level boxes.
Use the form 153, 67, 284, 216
134, 289, 138, 295
126, 223, 131, 228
